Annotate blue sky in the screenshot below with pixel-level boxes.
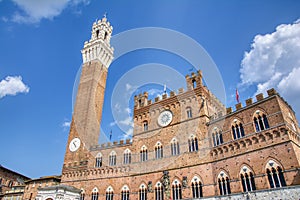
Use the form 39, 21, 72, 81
0, 0, 300, 178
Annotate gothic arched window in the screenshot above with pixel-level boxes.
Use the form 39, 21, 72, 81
123, 149, 131, 164
266, 160, 286, 188
172, 179, 182, 200
212, 127, 223, 146
140, 145, 148, 162
170, 138, 180, 156
188, 135, 198, 152
106, 186, 114, 200
218, 171, 231, 195
80, 189, 85, 200
139, 184, 147, 200
109, 151, 116, 166
95, 153, 102, 168
186, 107, 192, 119
232, 119, 245, 140
121, 185, 130, 200
91, 187, 99, 200
191, 176, 203, 198
155, 182, 164, 200
240, 166, 256, 192
254, 110, 270, 132
143, 121, 148, 131
155, 142, 163, 159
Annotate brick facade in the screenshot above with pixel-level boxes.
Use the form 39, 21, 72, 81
22, 176, 61, 200
0, 165, 30, 200
60, 17, 300, 200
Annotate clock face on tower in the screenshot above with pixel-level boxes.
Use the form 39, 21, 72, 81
158, 110, 173, 127
69, 138, 81, 152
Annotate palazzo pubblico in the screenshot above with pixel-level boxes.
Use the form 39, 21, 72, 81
1, 16, 300, 200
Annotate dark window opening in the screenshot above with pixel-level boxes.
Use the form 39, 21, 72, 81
192, 79, 197, 89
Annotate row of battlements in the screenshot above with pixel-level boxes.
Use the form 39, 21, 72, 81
134, 89, 184, 107
90, 139, 132, 151
226, 88, 277, 115
134, 70, 205, 109
185, 70, 202, 78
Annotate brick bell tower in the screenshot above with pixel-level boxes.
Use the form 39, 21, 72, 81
62, 16, 114, 173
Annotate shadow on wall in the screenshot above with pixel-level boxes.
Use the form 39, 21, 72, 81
291, 170, 300, 185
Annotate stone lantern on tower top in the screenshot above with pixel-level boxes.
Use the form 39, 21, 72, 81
81, 16, 114, 67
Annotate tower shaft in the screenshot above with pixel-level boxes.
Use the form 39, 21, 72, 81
62, 17, 113, 174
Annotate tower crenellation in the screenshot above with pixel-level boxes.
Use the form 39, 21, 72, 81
134, 92, 149, 109
186, 70, 203, 90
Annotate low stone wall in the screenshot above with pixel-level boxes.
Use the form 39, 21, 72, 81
196, 185, 300, 200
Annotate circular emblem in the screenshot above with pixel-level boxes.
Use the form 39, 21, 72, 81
158, 110, 173, 127
69, 138, 81, 152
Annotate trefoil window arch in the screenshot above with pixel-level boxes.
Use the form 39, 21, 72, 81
232, 119, 245, 140
80, 189, 85, 200
266, 160, 286, 188
212, 127, 223, 146
240, 166, 256, 192
218, 171, 231, 195
109, 151, 116, 166
172, 179, 182, 200
170, 138, 180, 156
95, 153, 102, 168
139, 184, 147, 200
123, 149, 131, 164
140, 145, 148, 162
155, 182, 164, 200
254, 110, 269, 132
106, 186, 114, 200
191, 176, 203, 198
91, 187, 99, 200
121, 185, 130, 200
155, 142, 163, 159
188, 134, 198, 152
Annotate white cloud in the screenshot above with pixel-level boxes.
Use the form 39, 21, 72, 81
125, 83, 132, 91
125, 83, 138, 94
113, 103, 121, 113
0, 76, 29, 98
240, 19, 300, 118
119, 117, 134, 127
148, 88, 162, 96
62, 119, 71, 131
109, 121, 117, 127
125, 107, 131, 114
62, 121, 71, 127
10, 0, 90, 24
148, 88, 163, 99
118, 128, 133, 141
277, 67, 300, 114
1, 16, 8, 22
